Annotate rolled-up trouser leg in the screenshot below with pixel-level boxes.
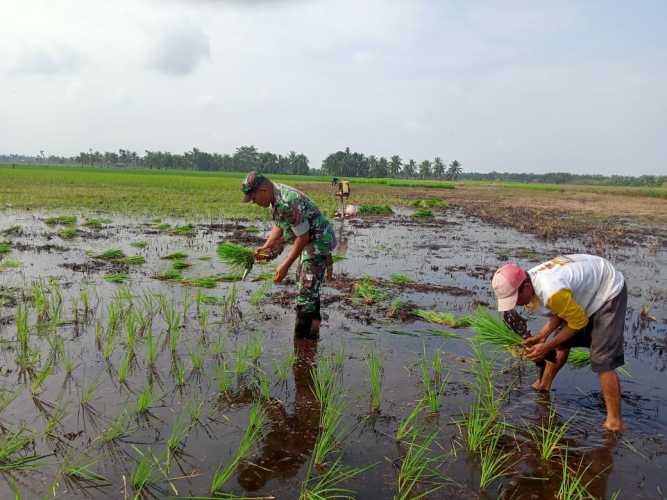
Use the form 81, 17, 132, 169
295, 254, 327, 339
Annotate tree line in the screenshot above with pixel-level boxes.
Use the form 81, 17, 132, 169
1, 147, 665, 187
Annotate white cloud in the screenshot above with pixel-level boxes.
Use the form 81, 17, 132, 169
10, 44, 86, 75
148, 21, 211, 76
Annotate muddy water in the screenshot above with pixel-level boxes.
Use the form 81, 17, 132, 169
0, 209, 665, 499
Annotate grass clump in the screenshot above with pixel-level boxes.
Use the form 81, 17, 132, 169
352, 275, 386, 304
94, 248, 126, 260
46, 215, 77, 226
58, 227, 80, 239
415, 309, 471, 328
413, 208, 434, 218
217, 242, 254, 270
161, 251, 188, 260
359, 204, 393, 216
171, 224, 194, 236
104, 272, 129, 284
82, 218, 110, 229
390, 273, 414, 285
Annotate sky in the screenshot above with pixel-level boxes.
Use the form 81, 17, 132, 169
1, 0, 666, 175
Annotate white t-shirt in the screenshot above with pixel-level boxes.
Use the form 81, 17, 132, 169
528, 254, 625, 318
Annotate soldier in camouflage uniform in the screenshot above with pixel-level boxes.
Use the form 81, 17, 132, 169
242, 171, 336, 339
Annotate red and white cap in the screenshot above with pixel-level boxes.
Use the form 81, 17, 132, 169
492, 263, 527, 311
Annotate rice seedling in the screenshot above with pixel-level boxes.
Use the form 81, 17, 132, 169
135, 382, 157, 414
126, 310, 140, 356
414, 309, 472, 328
189, 345, 204, 372
104, 272, 129, 284
130, 240, 148, 249
394, 431, 442, 500
217, 242, 254, 270
46, 215, 77, 226
413, 198, 449, 209
390, 273, 415, 285
156, 222, 171, 231
197, 306, 209, 336
248, 334, 263, 363
103, 326, 116, 361
181, 276, 218, 288
568, 348, 591, 369
162, 251, 189, 260
154, 268, 183, 281
82, 218, 108, 229
396, 399, 426, 442
94, 248, 126, 260
0, 242, 11, 254
557, 449, 594, 499
0, 259, 20, 271
145, 330, 160, 368
233, 345, 250, 383
99, 411, 135, 442
63, 353, 76, 378
215, 362, 231, 394
478, 429, 513, 489
358, 204, 393, 215
0, 428, 48, 470
413, 208, 433, 218
130, 446, 165, 497
332, 254, 347, 263
210, 403, 266, 494
30, 362, 52, 396
172, 224, 195, 236
367, 350, 383, 413
212, 333, 226, 357
171, 259, 191, 270
274, 350, 296, 383
254, 369, 272, 400
250, 281, 271, 306
118, 351, 132, 385
57, 227, 79, 239
469, 307, 523, 354
174, 359, 187, 386
62, 458, 108, 484
418, 352, 448, 414
299, 459, 373, 500
352, 275, 387, 304
167, 411, 193, 457
217, 271, 244, 282
125, 255, 145, 265
80, 381, 99, 410
523, 406, 571, 462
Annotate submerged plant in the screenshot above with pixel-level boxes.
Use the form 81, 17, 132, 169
419, 351, 448, 413
217, 242, 254, 270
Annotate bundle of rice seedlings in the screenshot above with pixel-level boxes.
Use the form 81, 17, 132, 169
94, 248, 126, 260
352, 275, 386, 304
125, 255, 145, 265
82, 219, 110, 229
181, 276, 218, 288
171, 224, 194, 236
359, 204, 393, 216
469, 307, 523, 354
58, 227, 79, 239
0, 242, 12, 254
216, 272, 244, 282
413, 209, 433, 218
104, 272, 129, 284
45, 215, 77, 226
217, 242, 254, 270
130, 241, 148, 249
152, 269, 183, 281
156, 223, 171, 231
161, 251, 188, 260
567, 348, 591, 369
390, 273, 414, 285
415, 309, 471, 328
170, 260, 190, 270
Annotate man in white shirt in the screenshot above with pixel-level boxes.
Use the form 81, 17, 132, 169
492, 254, 627, 432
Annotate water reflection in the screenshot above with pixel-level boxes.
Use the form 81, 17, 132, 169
238, 338, 321, 490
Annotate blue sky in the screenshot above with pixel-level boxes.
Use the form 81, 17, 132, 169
1, 0, 665, 175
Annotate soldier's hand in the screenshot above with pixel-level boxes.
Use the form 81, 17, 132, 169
273, 263, 289, 283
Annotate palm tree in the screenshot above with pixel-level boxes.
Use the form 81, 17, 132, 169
389, 155, 402, 177
403, 159, 416, 178
447, 160, 462, 180
419, 160, 432, 179
432, 157, 445, 178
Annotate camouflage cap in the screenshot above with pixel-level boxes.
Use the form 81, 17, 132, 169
241, 171, 268, 202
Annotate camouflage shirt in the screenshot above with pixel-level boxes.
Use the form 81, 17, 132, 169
272, 183, 336, 257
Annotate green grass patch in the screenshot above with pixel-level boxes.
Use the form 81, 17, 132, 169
413, 208, 434, 218
58, 227, 80, 239
45, 215, 77, 226
414, 309, 471, 328
358, 204, 393, 216
0, 242, 11, 254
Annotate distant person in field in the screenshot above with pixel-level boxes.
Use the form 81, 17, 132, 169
242, 171, 336, 339
492, 255, 627, 432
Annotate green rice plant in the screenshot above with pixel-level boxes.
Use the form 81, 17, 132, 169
168, 323, 182, 355
104, 272, 129, 284
568, 348, 591, 369
135, 382, 157, 414
254, 370, 272, 400
479, 429, 514, 489
80, 289, 90, 317
171, 259, 190, 270
172, 224, 195, 236
299, 458, 373, 500
0, 242, 11, 254
62, 458, 108, 483
527, 406, 571, 461
145, 330, 160, 368
63, 353, 76, 378
57, 227, 79, 239
197, 306, 209, 336
174, 359, 187, 386
233, 345, 250, 383
396, 399, 426, 442
126, 310, 140, 356
217, 242, 254, 270
311, 356, 346, 467
414, 309, 471, 328
212, 333, 226, 357
94, 248, 125, 260
274, 350, 296, 383
0, 428, 47, 470
0, 259, 20, 271
130, 240, 148, 249
394, 431, 442, 500
125, 255, 145, 265
167, 411, 193, 456
197, 294, 224, 306
210, 403, 266, 494
413, 208, 433, 218
154, 268, 183, 281
367, 350, 383, 413
80, 381, 99, 410
30, 362, 52, 396
46, 215, 77, 226
557, 449, 594, 499
14, 304, 36, 370
99, 411, 135, 442
352, 275, 387, 304
82, 218, 107, 229
162, 251, 188, 260
359, 204, 393, 215
130, 446, 164, 497
250, 281, 271, 306
156, 223, 171, 231
418, 352, 448, 414
103, 325, 115, 360
215, 272, 243, 283
181, 276, 218, 288
332, 254, 347, 263
118, 351, 132, 385
469, 307, 523, 354
215, 362, 231, 394
390, 273, 414, 285
189, 345, 204, 372
248, 335, 263, 363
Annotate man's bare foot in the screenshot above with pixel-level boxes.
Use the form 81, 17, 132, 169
603, 419, 625, 432
531, 380, 549, 392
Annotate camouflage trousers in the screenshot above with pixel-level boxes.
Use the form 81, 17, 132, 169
296, 253, 332, 314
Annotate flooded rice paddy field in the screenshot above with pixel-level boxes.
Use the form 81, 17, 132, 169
0, 207, 665, 499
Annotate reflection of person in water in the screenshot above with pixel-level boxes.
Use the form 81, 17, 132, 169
238, 339, 321, 491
